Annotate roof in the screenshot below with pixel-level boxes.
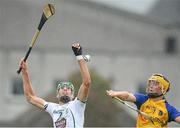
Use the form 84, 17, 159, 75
148, 0, 180, 28
91, 0, 180, 28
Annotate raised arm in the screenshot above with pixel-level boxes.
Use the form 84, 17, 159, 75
20, 59, 46, 109
106, 90, 136, 103
72, 43, 91, 102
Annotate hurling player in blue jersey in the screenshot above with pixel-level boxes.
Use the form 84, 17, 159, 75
107, 74, 180, 127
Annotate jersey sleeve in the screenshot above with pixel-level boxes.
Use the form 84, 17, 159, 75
166, 102, 180, 122
70, 97, 86, 117
134, 93, 148, 110
74, 97, 86, 110
44, 102, 56, 117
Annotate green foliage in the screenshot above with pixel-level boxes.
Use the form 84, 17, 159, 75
68, 68, 135, 127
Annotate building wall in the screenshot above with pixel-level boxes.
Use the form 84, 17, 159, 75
0, 0, 179, 126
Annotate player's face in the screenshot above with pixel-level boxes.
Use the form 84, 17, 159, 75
147, 80, 162, 94
58, 85, 73, 97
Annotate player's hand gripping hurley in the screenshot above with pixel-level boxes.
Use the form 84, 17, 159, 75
17, 4, 55, 74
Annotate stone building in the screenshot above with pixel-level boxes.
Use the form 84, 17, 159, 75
0, 0, 179, 127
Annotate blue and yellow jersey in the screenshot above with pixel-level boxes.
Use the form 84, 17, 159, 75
134, 93, 180, 128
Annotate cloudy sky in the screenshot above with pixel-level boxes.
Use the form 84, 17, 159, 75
91, 0, 158, 15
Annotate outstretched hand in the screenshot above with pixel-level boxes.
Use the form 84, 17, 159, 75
106, 90, 118, 98
72, 42, 82, 56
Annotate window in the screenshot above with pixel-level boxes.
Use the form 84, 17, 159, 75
165, 36, 177, 54
12, 78, 24, 95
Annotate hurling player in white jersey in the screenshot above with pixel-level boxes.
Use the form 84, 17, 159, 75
19, 42, 91, 128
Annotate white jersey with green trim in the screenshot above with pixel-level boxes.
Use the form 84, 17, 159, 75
44, 98, 86, 128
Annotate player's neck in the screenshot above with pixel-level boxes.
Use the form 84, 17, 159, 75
59, 101, 65, 105
151, 95, 164, 102
59, 101, 70, 105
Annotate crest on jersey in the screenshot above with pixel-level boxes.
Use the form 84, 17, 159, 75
55, 118, 66, 128
158, 110, 163, 116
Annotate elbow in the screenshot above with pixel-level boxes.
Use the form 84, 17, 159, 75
120, 91, 131, 100
25, 93, 34, 103
83, 77, 91, 88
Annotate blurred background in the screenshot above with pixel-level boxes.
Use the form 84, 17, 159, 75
0, 0, 180, 127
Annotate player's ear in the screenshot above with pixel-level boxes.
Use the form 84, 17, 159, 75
70, 94, 74, 100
